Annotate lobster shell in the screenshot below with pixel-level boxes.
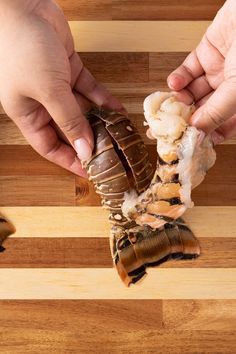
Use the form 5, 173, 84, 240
0, 214, 15, 252
84, 108, 200, 286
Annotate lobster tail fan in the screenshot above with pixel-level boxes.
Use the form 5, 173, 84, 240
176, 218, 201, 258
111, 220, 200, 286
0, 214, 15, 252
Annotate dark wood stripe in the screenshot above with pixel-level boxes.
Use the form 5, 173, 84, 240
57, 0, 223, 20
111, 0, 224, 20
1, 145, 236, 206
163, 300, 236, 330
1, 237, 235, 268
0, 145, 70, 176
78, 144, 236, 206
80, 52, 149, 83
0, 299, 235, 353
149, 52, 188, 83
0, 176, 75, 206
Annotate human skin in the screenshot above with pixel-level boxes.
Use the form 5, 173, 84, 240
167, 0, 236, 144
0, 0, 124, 176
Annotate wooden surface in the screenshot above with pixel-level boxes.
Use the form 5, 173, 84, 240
1, 0, 236, 353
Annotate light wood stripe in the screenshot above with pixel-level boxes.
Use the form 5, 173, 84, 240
1, 206, 235, 238
0, 268, 235, 299
69, 21, 210, 52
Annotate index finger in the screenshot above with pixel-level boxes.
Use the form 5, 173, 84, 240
167, 49, 204, 91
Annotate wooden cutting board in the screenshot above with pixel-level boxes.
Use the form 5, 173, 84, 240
0, 0, 236, 353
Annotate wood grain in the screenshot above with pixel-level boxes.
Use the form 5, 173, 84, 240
80, 52, 149, 83
0, 176, 75, 206
0, 146, 70, 176
149, 52, 188, 82
1, 328, 235, 354
1, 112, 236, 145
163, 300, 236, 330
1, 144, 236, 206
0, 268, 235, 299
1, 237, 235, 268
58, 0, 112, 20
57, 0, 223, 20
0, 115, 27, 144
69, 21, 210, 52
112, 0, 224, 20
1, 300, 235, 354
1, 206, 235, 239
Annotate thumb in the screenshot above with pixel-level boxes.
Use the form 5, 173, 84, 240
190, 80, 236, 134
41, 86, 93, 161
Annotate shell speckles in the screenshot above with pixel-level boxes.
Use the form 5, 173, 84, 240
84, 95, 214, 286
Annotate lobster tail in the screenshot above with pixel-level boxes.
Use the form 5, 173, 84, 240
111, 220, 200, 286
83, 105, 204, 286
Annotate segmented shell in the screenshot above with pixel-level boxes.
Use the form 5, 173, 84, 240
84, 107, 200, 286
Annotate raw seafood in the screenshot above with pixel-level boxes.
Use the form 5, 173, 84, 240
84, 92, 216, 286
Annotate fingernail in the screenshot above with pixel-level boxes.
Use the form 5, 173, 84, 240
74, 138, 92, 161
211, 131, 224, 145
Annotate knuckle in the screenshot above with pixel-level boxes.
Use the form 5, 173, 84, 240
40, 142, 61, 161
59, 117, 83, 136
206, 104, 226, 127
41, 81, 70, 103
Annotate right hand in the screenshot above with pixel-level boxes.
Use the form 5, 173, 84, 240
167, 0, 236, 144
0, 0, 125, 176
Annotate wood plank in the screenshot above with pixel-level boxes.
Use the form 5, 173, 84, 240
1, 113, 236, 146
75, 145, 236, 206
0, 176, 75, 206
0, 268, 235, 299
57, 0, 223, 21
149, 52, 188, 83
80, 52, 149, 83
0, 114, 27, 144
112, 0, 224, 20
0, 328, 235, 354
1, 237, 235, 268
0, 300, 163, 331
0, 301, 235, 354
163, 300, 236, 330
76, 176, 101, 206
58, 0, 112, 20
0, 146, 70, 176
69, 21, 210, 52
1, 206, 235, 238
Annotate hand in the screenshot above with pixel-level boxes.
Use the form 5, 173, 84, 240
0, 0, 124, 176
167, 0, 236, 144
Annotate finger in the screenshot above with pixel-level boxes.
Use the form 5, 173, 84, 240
40, 85, 94, 161
167, 50, 204, 91
50, 92, 92, 145
211, 115, 236, 144
190, 80, 236, 134
195, 91, 214, 108
14, 113, 87, 177
187, 75, 213, 102
72, 53, 126, 113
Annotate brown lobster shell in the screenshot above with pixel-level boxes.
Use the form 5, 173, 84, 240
84, 108, 200, 286
0, 214, 15, 252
